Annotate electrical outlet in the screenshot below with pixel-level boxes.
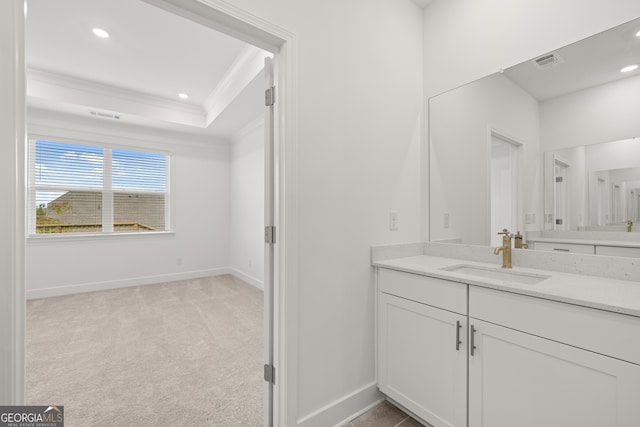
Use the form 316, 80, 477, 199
525, 213, 536, 225
443, 212, 450, 229
389, 211, 399, 231
177, 258, 183, 265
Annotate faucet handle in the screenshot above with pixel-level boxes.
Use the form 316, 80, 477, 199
498, 229, 510, 235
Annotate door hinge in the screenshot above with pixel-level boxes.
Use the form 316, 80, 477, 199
265, 226, 276, 244
264, 364, 276, 384
265, 86, 276, 107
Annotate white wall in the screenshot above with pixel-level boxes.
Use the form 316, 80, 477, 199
429, 73, 540, 245
541, 74, 640, 151
25, 109, 231, 298
229, 118, 264, 289
224, 0, 424, 425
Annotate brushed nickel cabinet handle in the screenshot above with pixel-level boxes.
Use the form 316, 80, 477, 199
470, 325, 477, 356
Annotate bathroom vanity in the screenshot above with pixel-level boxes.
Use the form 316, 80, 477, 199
526, 230, 640, 257
408, 15, 640, 426
373, 245, 640, 427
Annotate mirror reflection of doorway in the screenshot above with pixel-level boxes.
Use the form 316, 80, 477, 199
553, 158, 569, 231
490, 132, 521, 247
612, 183, 624, 224
597, 177, 607, 226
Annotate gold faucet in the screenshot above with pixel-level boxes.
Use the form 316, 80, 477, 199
628, 220, 633, 232
494, 229, 512, 268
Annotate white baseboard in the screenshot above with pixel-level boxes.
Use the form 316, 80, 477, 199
333, 396, 386, 427
26, 268, 232, 300
228, 267, 264, 290
297, 382, 382, 427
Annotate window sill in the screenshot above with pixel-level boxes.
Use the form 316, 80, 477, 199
26, 230, 175, 243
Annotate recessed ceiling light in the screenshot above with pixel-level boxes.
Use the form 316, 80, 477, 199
636, 30, 640, 37
92, 28, 110, 39
621, 64, 639, 73
178, 93, 189, 99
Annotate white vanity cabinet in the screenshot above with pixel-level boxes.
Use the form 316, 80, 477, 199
468, 287, 640, 427
377, 268, 467, 427
376, 264, 640, 427
595, 245, 640, 258
527, 241, 595, 254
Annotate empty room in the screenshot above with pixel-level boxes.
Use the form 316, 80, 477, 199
23, 0, 268, 424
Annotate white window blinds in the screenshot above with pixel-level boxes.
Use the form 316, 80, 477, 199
28, 139, 169, 235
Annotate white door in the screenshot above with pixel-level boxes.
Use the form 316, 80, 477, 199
378, 293, 467, 427
263, 56, 275, 427
490, 135, 520, 246
468, 319, 640, 427
612, 183, 623, 224
597, 177, 606, 225
554, 160, 568, 230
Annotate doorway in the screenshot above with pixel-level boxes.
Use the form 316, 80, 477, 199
490, 131, 522, 247
15, 0, 292, 425
596, 177, 607, 226
553, 157, 570, 231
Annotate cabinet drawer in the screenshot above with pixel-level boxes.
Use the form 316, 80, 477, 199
596, 245, 640, 258
379, 268, 467, 315
469, 286, 640, 365
529, 241, 595, 254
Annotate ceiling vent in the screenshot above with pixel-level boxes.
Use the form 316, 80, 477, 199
89, 110, 121, 120
533, 52, 564, 70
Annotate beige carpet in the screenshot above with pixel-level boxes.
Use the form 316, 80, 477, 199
26, 275, 264, 426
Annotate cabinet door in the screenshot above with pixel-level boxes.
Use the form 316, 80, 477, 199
378, 293, 466, 427
469, 319, 640, 427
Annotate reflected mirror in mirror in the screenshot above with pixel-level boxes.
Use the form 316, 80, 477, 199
544, 138, 640, 232
429, 17, 640, 246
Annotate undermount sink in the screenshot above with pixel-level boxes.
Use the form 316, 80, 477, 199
442, 264, 550, 285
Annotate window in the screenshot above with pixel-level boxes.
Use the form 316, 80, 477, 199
28, 139, 169, 236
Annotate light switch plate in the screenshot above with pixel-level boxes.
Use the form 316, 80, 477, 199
389, 211, 399, 231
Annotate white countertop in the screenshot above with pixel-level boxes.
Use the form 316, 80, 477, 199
373, 255, 640, 318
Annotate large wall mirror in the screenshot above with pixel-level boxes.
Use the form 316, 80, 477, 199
429, 17, 640, 247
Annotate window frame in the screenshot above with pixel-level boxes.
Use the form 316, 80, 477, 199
27, 133, 173, 239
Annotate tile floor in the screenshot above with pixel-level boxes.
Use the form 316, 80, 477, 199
347, 400, 426, 427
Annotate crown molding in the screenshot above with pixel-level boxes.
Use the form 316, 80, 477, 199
27, 106, 229, 151
27, 68, 208, 128
203, 44, 266, 126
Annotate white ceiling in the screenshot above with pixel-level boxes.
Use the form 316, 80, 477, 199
505, 17, 640, 101
25, 0, 271, 141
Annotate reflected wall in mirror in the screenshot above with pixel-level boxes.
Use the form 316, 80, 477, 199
544, 138, 640, 232
429, 16, 640, 246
